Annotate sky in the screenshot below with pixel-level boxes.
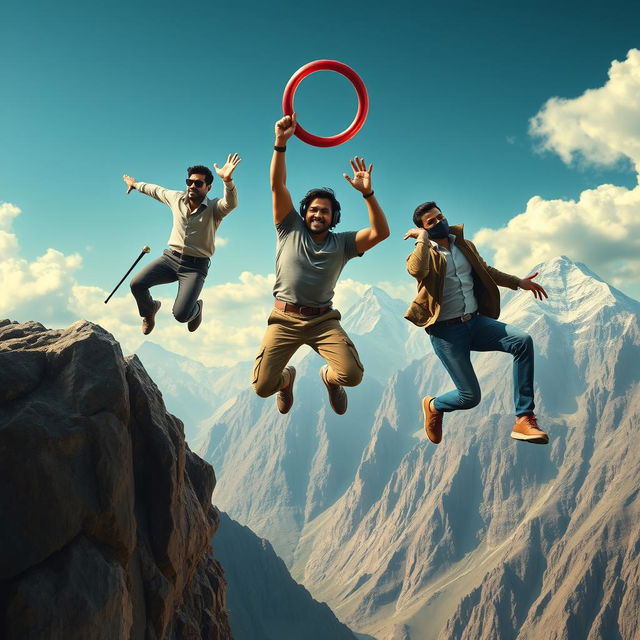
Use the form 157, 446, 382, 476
1, 0, 639, 365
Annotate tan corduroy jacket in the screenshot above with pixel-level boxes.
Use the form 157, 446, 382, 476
404, 224, 521, 329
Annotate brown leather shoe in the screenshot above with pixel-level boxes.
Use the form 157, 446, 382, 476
320, 365, 347, 415
276, 366, 296, 414
188, 300, 203, 332
142, 300, 161, 335
422, 395, 443, 444
510, 414, 549, 444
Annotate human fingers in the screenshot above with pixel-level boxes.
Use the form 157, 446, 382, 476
343, 173, 354, 185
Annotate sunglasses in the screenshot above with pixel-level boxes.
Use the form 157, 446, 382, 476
186, 179, 205, 188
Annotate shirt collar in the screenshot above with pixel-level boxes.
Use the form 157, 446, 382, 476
429, 234, 456, 250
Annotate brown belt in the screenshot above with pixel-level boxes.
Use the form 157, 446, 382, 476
275, 299, 332, 317
434, 311, 478, 326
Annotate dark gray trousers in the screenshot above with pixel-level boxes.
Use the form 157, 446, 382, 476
130, 249, 209, 322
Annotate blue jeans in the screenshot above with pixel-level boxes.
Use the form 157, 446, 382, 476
429, 313, 535, 416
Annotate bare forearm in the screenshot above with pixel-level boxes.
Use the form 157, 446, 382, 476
364, 196, 390, 240
270, 135, 288, 190
271, 134, 294, 223
355, 195, 390, 253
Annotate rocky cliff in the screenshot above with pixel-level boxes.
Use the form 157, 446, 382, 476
0, 319, 231, 640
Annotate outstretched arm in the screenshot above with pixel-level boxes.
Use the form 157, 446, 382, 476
466, 240, 546, 296
123, 174, 174, 206
271, 114, 296, 225
347, 157, 390, 254
214, 153, 241, 217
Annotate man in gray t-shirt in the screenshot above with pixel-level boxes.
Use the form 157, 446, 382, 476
252, 113, 390, 415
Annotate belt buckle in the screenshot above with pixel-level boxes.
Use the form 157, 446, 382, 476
461, 313, 472, 323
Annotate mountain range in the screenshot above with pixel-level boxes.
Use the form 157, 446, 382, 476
140, 256, 640, 640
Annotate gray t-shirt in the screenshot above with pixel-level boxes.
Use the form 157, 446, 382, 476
273, 209, 359, 307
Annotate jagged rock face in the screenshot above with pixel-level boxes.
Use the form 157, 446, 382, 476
0, 320, 231, 640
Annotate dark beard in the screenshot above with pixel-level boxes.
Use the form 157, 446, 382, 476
306, 220, 330, 235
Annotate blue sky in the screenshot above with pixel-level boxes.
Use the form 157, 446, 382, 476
1, 0, 639, 363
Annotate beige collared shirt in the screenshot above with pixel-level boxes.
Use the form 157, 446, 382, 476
134, 180, 238, 258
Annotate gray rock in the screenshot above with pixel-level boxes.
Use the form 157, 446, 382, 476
0, 320, 232, 640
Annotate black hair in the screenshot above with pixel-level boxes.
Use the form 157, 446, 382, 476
187, 165, 214, 185
299, 188, 342, 228
412, 201, 440, 227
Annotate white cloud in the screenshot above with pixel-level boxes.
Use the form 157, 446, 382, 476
474, 49, 640, 297
529, 48, 640, 171
0, 203, 82, 317
0, 202, 21, 231
473, 184, 640, 293
216, 236, 229, 247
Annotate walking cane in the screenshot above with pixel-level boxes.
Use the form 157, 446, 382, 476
104, 246, 151, 304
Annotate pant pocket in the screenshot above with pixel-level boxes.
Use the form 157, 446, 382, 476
343, 337, 364, 372
252, 348, 265, 385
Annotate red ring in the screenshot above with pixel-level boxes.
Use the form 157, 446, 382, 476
282, 60, 369, 148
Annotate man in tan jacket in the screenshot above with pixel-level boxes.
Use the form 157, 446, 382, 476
404, 201, 549, 445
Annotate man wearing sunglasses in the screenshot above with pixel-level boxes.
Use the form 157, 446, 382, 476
404, 201, 549, 446
251, 113, 390, 416
122, 155, 240, 334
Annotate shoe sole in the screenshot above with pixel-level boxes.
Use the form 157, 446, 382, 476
188, 300, 203, 332
321, 366, 347, 415
277, 367, 296, 414
510, 431, 549, 445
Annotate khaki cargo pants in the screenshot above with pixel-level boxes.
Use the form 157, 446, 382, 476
252, 307, 364, 397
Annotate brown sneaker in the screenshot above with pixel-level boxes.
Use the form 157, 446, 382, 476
188, 300, 203, 332
142, 300, 161, 335
276, 366, 296, 414
320, 365, 347, 415
422, 395, 443, 444
510, 414, 549, 444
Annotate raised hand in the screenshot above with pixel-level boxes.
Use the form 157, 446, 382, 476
275, 113, 297, 143
404, 228, 428, 241
343, 156, 373, 194
123, 174, 136, 194
214, 153, 241, 181
518, 272, 548, 300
